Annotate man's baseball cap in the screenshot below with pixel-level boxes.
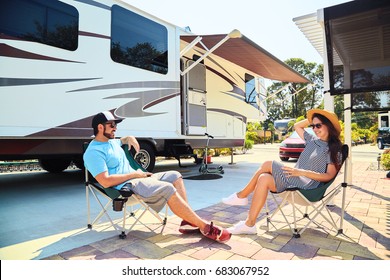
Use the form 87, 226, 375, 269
92, 111, 123, 129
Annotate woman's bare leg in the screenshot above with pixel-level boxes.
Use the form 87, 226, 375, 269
245, 173, 277, 227
237, 161, 273, 198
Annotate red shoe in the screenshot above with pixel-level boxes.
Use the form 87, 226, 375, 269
179, 220, 200, 234
201, 222, 231, 243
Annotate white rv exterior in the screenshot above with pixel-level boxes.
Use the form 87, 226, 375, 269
378, 111, 390, 128
0, 0, 308, 172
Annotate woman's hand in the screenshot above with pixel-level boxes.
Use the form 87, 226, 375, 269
282, 166, 302, 177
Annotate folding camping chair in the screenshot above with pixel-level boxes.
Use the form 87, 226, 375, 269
84, 143, 168, 239
265, 144, 349, 238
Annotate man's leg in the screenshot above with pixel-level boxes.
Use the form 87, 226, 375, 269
172, 177, 188, 202
167, 192, 231, 243
167, 192, 206, 231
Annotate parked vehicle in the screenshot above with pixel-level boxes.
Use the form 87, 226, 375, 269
279, 128, 315, 161
0, 0, 308, 172
377, 127, 390, 149
274, 118, 296, 136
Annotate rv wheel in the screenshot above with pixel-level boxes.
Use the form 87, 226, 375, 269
135, 142, 156, 172
38, 158, 71, 173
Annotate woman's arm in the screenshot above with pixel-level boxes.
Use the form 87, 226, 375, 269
281, 163, 337, 183
293, 119, 310, 140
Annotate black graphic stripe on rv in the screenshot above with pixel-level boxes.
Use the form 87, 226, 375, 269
108, 89, 180, 117
68, 81, 180, 92
0, 78, 100, 87
208, 108, 247, 124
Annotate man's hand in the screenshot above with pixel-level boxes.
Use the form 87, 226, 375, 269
121, 136, 140, 153
134, 169, 152, 178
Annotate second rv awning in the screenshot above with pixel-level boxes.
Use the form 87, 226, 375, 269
180, 33, 310, 83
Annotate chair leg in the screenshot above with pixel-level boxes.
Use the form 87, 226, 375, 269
87, 185, 120, 232
291, 193, 299, 236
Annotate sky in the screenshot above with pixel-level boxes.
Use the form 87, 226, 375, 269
125, 0, 352, 64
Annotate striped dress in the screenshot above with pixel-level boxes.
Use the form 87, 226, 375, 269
272, 130, 331, 193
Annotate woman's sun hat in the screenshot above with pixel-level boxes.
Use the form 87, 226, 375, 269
307, 109, 341, 135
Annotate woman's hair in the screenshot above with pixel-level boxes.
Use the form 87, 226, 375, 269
312, 113, 343, 171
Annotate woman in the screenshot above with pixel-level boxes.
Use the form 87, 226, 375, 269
222, 109, 343, 234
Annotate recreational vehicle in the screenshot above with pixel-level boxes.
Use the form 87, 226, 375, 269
0, 0, 308, 172
274, 118, 296, 136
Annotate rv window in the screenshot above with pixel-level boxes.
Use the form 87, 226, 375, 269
111, 5, 168, 74
0, 0, 78, 51
245, 74, 257, 104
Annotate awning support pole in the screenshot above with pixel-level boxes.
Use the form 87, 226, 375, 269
180, 29, 242, 76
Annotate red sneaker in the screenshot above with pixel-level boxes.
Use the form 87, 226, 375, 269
201, 222, 231, 243
179, 220, 199, 234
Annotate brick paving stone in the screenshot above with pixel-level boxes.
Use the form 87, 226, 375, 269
228, 254, 252, 260
169, 245, 198, 256
271, 235, 292, 246
251, 248, 294, 260
293, 234, 340, 251
90, 235, 135, 253
365, 247, 390, 260
162, 252, 196, 260
126, 229, 161, 240
376, 235, 390, 250
59, 245, 104, 260
337, 241, 382, 260
94, 249, 139, 260
190, 247, 220, 260
280, 240, 319, 259
122, 239, 174, 259
358, 233, 378, 248
315, 248, 354, 260
206, 250, 234, 260
225, 239, 263, 258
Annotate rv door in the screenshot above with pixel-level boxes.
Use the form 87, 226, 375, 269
183, 60, 207, 135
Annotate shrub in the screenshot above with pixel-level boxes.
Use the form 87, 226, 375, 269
381, 149, 390, 170
246, 131, 259, 143
244, 139, 254, 150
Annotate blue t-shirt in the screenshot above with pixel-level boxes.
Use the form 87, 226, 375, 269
83, 139, 135, 190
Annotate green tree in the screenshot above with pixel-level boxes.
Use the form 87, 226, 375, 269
266, 58, 324, 122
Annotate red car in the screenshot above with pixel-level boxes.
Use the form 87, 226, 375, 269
279, 128, 315, 161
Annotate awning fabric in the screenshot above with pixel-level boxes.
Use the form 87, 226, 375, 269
180, 34, 310, 84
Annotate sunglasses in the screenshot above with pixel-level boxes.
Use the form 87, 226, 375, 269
104, 122, 117, 128
309, 123, 323, 129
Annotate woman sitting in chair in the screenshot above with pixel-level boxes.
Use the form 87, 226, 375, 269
222, 109, 343, 234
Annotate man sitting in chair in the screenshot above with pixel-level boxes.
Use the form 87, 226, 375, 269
221, 109, 343, 235
83, 111, 231, 243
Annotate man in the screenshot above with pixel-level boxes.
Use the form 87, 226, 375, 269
83, 111, 231, 243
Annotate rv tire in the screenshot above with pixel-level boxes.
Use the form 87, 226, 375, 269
135, 142, 156, 172
38, 158, 72, 173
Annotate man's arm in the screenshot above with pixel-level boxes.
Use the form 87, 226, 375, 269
95, 169, 152, 188
120, 136, 140, 153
